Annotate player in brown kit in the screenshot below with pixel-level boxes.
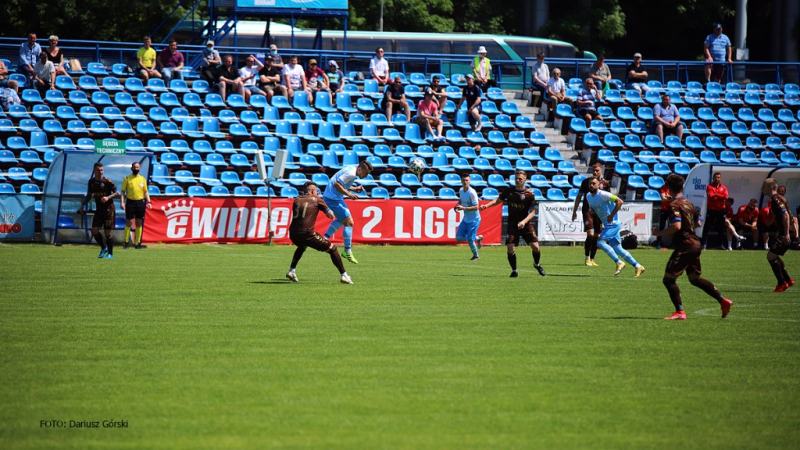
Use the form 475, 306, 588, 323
78, 162, 119, 259
286, 181, 353, 284
571, 163, 609, 266
763, 178, 794, 293
651, 174, 733, 320
480, 170, 546, 277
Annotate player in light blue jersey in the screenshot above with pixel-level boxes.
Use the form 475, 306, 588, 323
322, 160, 373, 264
454, 172, 483, 260
584, 177, 646, 277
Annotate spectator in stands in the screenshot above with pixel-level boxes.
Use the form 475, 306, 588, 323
158, 39, 185, 85
416, 88, 444, 141
382, 75, 411, 125
136, 36, 161, 81
0, 60, 19, 91
45, 35, 68, 77
325, 60, 345, 95
471, 46, 496, 93
32, 51, 55, 95
704, 23, 732, 83
239, 55, 265, 102
576, 78, 603, 124
626, 53, 650, 94
217, 54, 244, 102
282, 55, 310, 104
305, 59, 329, 102
268, 44, 284, 72
545, 68, 573, 114
530, 51, 549, 102
651, 93, 683, 143
702, 172, 729, 249
735, 198, 759, 249
199, 40, 220, 84
0, 85, 21, 110
426, 75, 448, 112
258, 56, 286, 102
655, 179, 673, 250
18, 32, 42, 87
370, 47, 390, 87
458, 74, 483, 132
588, 54, 613, 91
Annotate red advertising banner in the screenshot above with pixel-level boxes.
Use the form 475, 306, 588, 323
143, 197, 503, 245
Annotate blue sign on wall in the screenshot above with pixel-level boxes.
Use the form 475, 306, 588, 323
0, 195, 36, 239
237, 0, 348, 10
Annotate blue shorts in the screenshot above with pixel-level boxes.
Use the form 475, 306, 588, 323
245, 85, 263, 95
457, 220, 480, 242
324, 197, 351, 221
599, 222, 622, 245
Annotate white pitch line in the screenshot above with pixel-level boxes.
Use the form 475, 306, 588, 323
695, 302, 800, 322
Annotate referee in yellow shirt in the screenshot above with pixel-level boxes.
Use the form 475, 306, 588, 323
121, 162, 152, 249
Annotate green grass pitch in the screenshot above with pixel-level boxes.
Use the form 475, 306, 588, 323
1, 243, 799, 449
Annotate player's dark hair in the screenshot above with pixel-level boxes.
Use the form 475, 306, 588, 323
302, 181, 317, 192
726, 198, 734, 204
665, 173, 684, 195
713, 172, 722, 177
750, 198, 757, 203
460, 172, 471, 180
592, 162, 603, 170
93, 162, 103, 169
359, 160, 373, 172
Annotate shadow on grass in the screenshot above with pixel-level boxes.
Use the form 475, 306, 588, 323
249, 280, 298, 285
598, 317, 662, 320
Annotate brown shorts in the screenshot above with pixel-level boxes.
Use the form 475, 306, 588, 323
290, 230, 333, 252
583, 210, 603, 233
506, 223, 538, 246
665, 243, 702, 277
770, 236, 791, 256
92, 205, 116, 229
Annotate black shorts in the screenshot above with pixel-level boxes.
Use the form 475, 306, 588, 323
92, 205, 116, 229
290, 231, 333, 252
582, 210, 603, 233
125, 199, 146, 220
506, 223, 538, 246
578, 108, 600, 120
770, 236, 791, 256
758, 223, 778, 233
666, 241, 702, 278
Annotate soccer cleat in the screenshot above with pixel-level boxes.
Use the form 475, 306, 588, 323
342, 251, 359, 264
104, 254, 114, 259
721, 298, 733, 318
634, 265, 646, 278
773, 282, 789, 293
476, 235, 483, 249
534, 264, 546, 276
286, 271, 298, 283
789, 279, 795, 287
98, 248, 108, 258
726, 246, 732, 251
340, 274, 354, 285
123, 242, 130, 249
469, 255, 480, 261
135, 244, 147, 249
509, 270, 518, 278
585, 257, 592, 266
614, 261, 626, 276
590, 260, 599, 266
664, 311, 687, 320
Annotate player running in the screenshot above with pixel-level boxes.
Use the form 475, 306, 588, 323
571, 163, 609, 266
584, 177, 645, 277
480, 170, 546, 277
454, 172, 483, 261
762, 178, 794, 292
78, 162, 119, 259
322, 160, 373, 264
287, 182, 353, 284
651, 174, 733, 320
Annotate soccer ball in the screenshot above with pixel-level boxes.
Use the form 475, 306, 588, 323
408, 158, 426, 175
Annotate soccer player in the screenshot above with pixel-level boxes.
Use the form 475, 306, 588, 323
78, 162, 119, 259
651, 174, 733, 320
762, 178, 794, 292
571, 163, 609, 266
454, 172, 483, 261
121, 162, 151, 249
584, 178, 645, 277
287, 182, 353, 284
480, 170, 546, 277
322, 160, 373, 264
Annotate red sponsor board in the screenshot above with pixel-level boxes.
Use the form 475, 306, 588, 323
144, 197, 502, 245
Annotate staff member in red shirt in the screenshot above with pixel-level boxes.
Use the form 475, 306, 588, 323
734, 198, 759, 249
702, 172, 728, 249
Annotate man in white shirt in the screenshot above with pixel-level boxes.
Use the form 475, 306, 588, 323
282, 55, 310, 103
370, 47, 390, 87
33, 51, 55, 95
531, 52, 550, 106
545, 68, 573, 113
238, 55, 264, 102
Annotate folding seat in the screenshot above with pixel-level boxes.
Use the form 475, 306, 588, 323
777, 109, 797, 123
551, 175, 572, 189
205, 153, 227, 167
772, 122, 791, 136
765, 137, 785, 151
719, 150, 740, 164
760, 151, 781, 165
545, 188, 567, 201
334, 93, 358, 114
739, 151, 761, 165
764, 93, 783, 107
112, 121, 135, 136
710, 121, 731, 135
724, 92, 743, 106
603, 134, 624, 150
6, 167, 31, 182
21, 89, 44, 105
779, 151, 800, 165
77, 75, 101, 91
643, 135, 665, 149
134, 121, 157, 136
203, 93, 226, 109
750, 121, 770, 136
158, 92, 181, 108
659, 150, 679, 164
536, 160, 557, 175
744, 92, 763, 107
515, 116, 536, 130
653, 163, 671, 176
55, 75, 77, 91
596, 149, 617, 164
66, 120, 90, 134
625, 90, 644, 105
136, 93, 158, 108
103, 107, 124, 122
147, 107, 169, 123
485, 87, 504, 102
644, 90, 662, 105
89, 91, 112, 107
704, 136, 726, 151
19, 119, 40, 133
745, 136, 765, 150
758, 108, 777, 123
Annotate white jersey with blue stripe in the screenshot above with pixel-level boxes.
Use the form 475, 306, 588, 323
323, 165, 358, 201
585, 189, 619, 225
459, 187, 480, 223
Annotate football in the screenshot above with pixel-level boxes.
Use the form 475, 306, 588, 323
408, 158, 426, 175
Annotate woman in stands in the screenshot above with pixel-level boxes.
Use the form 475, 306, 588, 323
45, 35, 68, 77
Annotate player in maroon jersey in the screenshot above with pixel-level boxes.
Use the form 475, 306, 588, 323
480, 170, 546, 277
651, 174, 733, 320
78, 162, 120, 259
571, 163, 609, 266
762, 178, 794, 292
286, 182, 352, 284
